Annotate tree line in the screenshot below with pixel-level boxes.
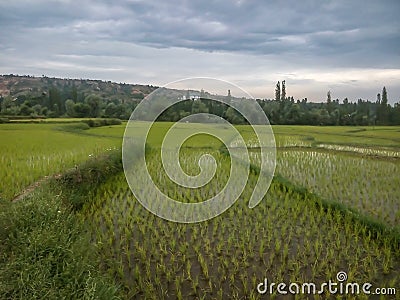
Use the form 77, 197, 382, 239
156, 83, 399, 125
260, 82, 399, 125
0, 90, 138, 120
0, 77, 399, 125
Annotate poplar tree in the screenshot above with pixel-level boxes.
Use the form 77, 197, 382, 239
281, 80, 286, 100
275, 81, 281, 101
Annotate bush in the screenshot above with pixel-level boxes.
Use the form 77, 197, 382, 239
57, 149, 122, 210
82, 118, 122, 128
70, 122, 91, 130
56, 122, 90, 133
106, 118, 122, 125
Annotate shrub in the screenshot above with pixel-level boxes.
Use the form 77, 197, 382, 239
57, 149, 122, 210
83, 118, 122, 128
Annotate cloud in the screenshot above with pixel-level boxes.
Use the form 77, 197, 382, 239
0, 0, 399, 102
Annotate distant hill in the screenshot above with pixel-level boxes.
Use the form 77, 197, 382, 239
0, 74, 158, 119
0, 74, 157, 102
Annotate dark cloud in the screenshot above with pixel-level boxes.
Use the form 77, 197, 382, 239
0, 0, 399, 102
2, 0, 399, 63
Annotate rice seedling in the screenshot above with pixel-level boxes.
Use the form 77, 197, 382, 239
0, 123, 120, 200
82, 143, 399, 298
2, 122, 399, 299
276, 150, 399, 228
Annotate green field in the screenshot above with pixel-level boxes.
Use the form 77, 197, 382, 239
0, 123, 122, 200
0, 121, 399, 299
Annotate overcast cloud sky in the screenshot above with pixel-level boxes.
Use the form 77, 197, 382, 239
0, 0, 399, 103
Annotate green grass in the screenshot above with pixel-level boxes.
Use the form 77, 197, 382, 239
83, 149, 400, 299
85, 123, 126, 138
272, 125, 400, 148
138, 121, 232, 149
247, 149, 400, 228
0, 123, 121, 200
9, 117, 122, 123
0, 184, 120, 299
87, 123, 400, 151
1, 120, 399, 299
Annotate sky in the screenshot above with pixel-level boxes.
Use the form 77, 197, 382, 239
0, 0, 399, 103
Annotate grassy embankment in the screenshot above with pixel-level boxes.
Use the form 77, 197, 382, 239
0, 121, 123, 299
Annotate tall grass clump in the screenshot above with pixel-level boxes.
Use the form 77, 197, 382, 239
0, 186, 120, 299
83, 118, 122, 127
57, 148, 122, 210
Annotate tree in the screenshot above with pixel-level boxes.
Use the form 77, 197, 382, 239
382, 86, 388, 105
308, 109, 322, 125
225, 107, 243, 124
1, 96, 14, 113
84, 94, 102, 117
191, 100, 208, 114
71, 86, 78, 102
40, 106, 48, 116
32, 104, 42, 115
73, 102, 91, 117
48, 87, 61, 116
327, 91, 332, 104
65, 99, 76, 117
190, 100, 209, 122
327, 90, 332, 113
284, 103, 302, 124
377, 86, 389, 125
331, 108, 341, 125
319, 109, 332, 125
105, 102, 117, 118
281, 80, 286, 100
390, 102, 400, 125
19, 103, 33, 116
275, 81, 281, 101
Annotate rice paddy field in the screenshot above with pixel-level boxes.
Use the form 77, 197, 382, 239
0, 122, 122, 200
0, 121, 399, 299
